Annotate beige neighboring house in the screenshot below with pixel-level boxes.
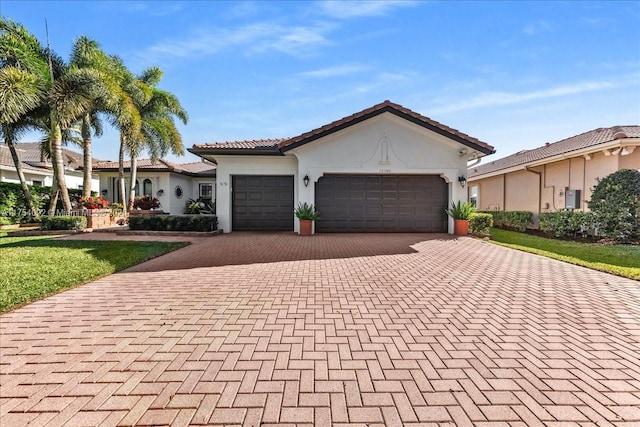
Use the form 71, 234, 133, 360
0, 142, 99, 192
467, 126, 640, 216
92, 159, 216, 215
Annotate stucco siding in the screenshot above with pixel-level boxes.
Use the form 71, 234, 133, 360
619, 149, 640, 170
583, 151, 620, 206
505, 170, 539, 212
473, 175, 504, 211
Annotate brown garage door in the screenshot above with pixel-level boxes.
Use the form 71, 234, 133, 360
232, 175, 294, 231
315, 175, 448, 232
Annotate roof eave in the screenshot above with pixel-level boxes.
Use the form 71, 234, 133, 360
468, 138, 640, 181
188, 147, 284, 156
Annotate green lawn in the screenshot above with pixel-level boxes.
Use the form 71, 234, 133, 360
0, 235, 188, 313
489, 228, 640, 280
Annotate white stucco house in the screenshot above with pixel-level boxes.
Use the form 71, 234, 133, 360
93, 158, 216, 215
0, 142, 98, 191
189, 100, 495, 234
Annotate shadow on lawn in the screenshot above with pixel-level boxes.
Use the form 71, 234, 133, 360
124, 232, 457, 272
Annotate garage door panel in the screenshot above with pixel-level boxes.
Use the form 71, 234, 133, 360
232, 175, 294, 231
315, 174, 447, 232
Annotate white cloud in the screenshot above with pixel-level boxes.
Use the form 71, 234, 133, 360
522, 20, 552, 36
300, 64, 367, 78
137, 22, 333, 63
320, 0, 418, 19
431, 80, 617, 115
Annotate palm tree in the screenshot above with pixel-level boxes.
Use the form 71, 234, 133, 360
0, 18, 104, 212
0, 66, 43, 217
124, 67, 188, 210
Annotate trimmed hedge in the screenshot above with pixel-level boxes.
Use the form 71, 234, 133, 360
469, 213, 493, 234
479, 210, 533, 232
0, 182, 86, 224
128, 215, 218, 232
539, 211, 594, 239
40, 215, 87, 230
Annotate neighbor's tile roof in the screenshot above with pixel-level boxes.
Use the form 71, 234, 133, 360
93, 158, 216, 176
0, 142, 90, 173
469, 125, 640, 178
190, 100, 495, 155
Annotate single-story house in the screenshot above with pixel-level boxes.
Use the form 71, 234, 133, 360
467, 126, 640, 214
0, 142, 99, 192
189, 100, 495, 234
93, 159, 216, 214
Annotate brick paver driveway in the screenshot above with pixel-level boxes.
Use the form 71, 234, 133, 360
1, 233, 639, 426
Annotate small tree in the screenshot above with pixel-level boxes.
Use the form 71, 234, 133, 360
588, 169, 640, 243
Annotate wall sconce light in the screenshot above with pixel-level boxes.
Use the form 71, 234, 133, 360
101, 189, 108, 196
156, 189, 164, 196
458, 176, 467, 188
303, 174, 310, 187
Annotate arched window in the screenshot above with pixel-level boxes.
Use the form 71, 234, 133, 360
143, 179, 153, 196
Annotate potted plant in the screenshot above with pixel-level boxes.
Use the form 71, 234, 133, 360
294, 202, 319, 236
446, 201, 476, 236
133, 195, 161, 211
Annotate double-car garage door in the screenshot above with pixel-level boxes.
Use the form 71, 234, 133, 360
232, 174, 448, 232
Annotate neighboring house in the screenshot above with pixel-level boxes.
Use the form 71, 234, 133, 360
0, 142, 99, 192
467, 126, 640, 215
93, 159, 216, 215
189, 100, 495, 234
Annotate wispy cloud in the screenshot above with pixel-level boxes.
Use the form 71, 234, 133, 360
431, 80, 617, 115
522, 20, 552, 36
300, 64, 367, 78
137, 22, 333, 63
320, 0, 418, 19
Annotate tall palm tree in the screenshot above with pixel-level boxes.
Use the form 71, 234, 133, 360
69, 37, 140, 198
0, 18, 104, 212
124, 67, 188, 210
0, 66, 43, 216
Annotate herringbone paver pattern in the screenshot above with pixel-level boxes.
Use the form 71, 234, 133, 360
1, 233, 639, 426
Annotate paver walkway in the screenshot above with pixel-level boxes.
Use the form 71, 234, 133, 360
1, 233, 639, 426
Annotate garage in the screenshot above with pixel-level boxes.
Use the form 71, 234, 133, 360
315, 174, 448, 232
232, 175, 294, 231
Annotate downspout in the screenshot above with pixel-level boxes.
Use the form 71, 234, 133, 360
582, 156, 587, 212
525, 166, 542, 216
502, 174, 506, 211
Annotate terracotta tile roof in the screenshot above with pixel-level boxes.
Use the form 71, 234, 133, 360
469, 125, 640, 178
93, 158, 216, 176
190, 101, 495, 156
191, 138, 286, 152
0, 142, 90, 174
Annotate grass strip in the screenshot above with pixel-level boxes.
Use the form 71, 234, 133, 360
0, 236, 188, 313
488, 228, 640, 280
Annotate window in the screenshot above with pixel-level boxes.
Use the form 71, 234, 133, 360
143, 179, 153, 196
32, 180, 43, 186
175, 186, 183, 199
199, 183, 212, 200
469, 185, 479, 207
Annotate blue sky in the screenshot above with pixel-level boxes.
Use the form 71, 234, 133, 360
2, 0, 639, 164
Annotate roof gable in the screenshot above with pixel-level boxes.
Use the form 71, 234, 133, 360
469, 125, 640, 178
189, 101, 495, 156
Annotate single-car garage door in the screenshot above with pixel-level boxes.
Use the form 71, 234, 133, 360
232, 175, 294, 231
315, 174, 448, 232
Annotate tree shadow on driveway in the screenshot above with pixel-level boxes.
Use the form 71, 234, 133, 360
125, 232, 457, 272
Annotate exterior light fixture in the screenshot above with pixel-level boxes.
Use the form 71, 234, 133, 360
101, 189, 108, 196
156, 189, 164, 196
303, 174, 310, 187
458, 176, 467, 188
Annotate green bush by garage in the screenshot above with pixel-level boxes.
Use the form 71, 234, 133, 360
128, 215, 218, 232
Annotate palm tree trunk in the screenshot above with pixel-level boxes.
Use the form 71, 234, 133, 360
81, 114, 92, 198
118, 134, 127, 211
49, 120, 72, 212
128, 155, 138, 210
49, 175, 59, 215
3, 126, 38, 219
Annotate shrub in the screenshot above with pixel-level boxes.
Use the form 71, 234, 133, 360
480, 210, 533, 232
78, 196, 109, 209
133, 195, 161, 210
0, 182, 87, 222
539, 211, 595, 239
469, 213, 493, 234
445, 201, 475, 220
128, 215, 218, 232
587, 169, 640, 243
40, 215, 87, 230
294, 203, 319, 220
185, 198, 215, 214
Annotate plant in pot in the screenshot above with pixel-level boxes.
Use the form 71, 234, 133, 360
446, 201, 476, 236
294, 202, 319, 236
